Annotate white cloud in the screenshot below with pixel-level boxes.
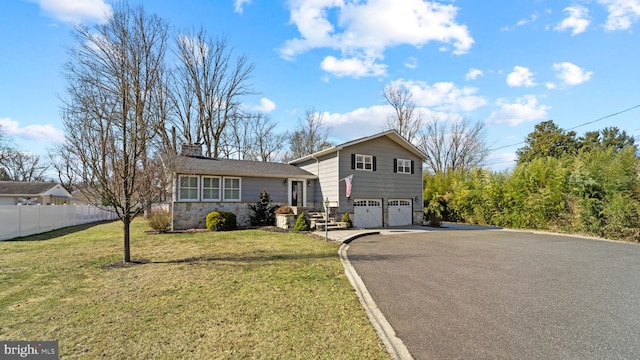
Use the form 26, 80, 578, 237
392, 79, 487, 112
517, 12, 539, 26
33, 0, 112, 24
485, 95, 550, 126
553, 62, 593, 85
234, 0, 251, 14
506, 66, 536, 87
252, 98, 276, 113
0, 118, 65, 143
280, 0, 473, 78
598, 0, 640, 30
320, 56, 387, 78
322, 104, 454, 142
502, 12, 539, 31
546, 82, 557, 89
404, 57, 418, 69
465, 68, 484, 81
323, 105, 390, 140
555, 6, 590, 35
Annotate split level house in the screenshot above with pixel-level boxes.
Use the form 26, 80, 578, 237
169, 130, 427, 230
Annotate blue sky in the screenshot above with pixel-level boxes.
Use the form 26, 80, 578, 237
1, 0, 639, 171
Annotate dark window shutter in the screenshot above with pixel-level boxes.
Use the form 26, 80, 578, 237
411, 160, 415, 174
393, 158, 397, 173
373, 156, 377, 171
351, 154, 355, 170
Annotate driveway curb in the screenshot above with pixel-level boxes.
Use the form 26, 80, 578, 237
339, 242, 414, 360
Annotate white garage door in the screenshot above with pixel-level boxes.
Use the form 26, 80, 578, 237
354, 199, 383, 228
388, 199, 413, 226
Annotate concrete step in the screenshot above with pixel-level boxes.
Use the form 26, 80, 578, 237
315, 222, 349, 231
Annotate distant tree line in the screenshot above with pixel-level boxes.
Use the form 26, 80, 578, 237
423, 120, 640, 241
0, 125, 49, 182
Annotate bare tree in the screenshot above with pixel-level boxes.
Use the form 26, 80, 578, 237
170, 29, 255, 157
220, 112, 288, 162
219, 110, 253, 160
250, 113, 288, 162
0, 125, 9, 163
383, 83, 423, 143
60, 2, 169, 263
1, 150, 49, 182
285, 108, 332, 161
48, 146, 80, 192
418, 115, 489, 174
0, 126, 46, 181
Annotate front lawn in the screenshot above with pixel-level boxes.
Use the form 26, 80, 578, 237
0, 220, 389, 359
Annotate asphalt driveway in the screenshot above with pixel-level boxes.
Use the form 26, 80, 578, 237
346, 229, 640, 359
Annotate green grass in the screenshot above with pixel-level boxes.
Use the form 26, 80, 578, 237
0, 220, 389, 359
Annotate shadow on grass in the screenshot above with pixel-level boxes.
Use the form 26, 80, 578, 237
99, 252, 337, 270
5, 220, 118, 242
152, 252, 337, 265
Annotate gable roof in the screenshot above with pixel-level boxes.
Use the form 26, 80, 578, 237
288, 129, 428, 164
0, 181, 71, 197
172, 156, 317, 179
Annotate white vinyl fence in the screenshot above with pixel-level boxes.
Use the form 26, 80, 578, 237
0, 204, 118, 241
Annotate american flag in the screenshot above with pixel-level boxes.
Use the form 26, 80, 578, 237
344, 174, 353, 198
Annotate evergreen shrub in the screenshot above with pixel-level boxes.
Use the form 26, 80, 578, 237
206, 211, 237, 231
341, 212, 353, 228
293, 213, 310, 231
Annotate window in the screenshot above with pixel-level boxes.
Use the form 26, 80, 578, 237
356, 154, 373, 171
202, 176, 220, 201
223, 177, 241, 201
178, 175, 199, 201
396, 159, 412, 174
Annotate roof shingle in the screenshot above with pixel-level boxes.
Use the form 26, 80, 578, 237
0, 181, 62, 195
172, 156, 317, 179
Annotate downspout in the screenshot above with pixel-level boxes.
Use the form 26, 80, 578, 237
311, 154, 319, 209
336, 150, 340, 211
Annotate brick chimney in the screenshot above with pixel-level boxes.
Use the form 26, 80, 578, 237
181, 143, 203, 157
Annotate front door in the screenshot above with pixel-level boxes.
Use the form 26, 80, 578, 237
291, 181, 304, 206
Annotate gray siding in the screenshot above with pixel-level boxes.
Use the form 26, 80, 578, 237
336, 136, 423, 217
296, 153, 338, 204
242, 177, 288, 203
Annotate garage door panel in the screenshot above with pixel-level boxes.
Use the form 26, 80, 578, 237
354, 199, 382, 228
388, 199, 412, 226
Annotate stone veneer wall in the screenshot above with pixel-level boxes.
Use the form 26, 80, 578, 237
172, 202, 249, 230
413, 210, 424, 226
172, 201, 289, 230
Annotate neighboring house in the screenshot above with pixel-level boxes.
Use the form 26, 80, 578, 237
170, 144, 317, 230
169, 130, 427, 230
289, 130, 427, 228
0, 181, 73, 205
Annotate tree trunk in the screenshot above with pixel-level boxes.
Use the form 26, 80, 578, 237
123, 215, 131, 263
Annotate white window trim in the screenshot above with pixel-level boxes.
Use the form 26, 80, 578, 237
397, 159, 411, 174
222, 177, 241, 202
177, 175, 200, 202
201, 176, 221, 201
356, 154, 373, 171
